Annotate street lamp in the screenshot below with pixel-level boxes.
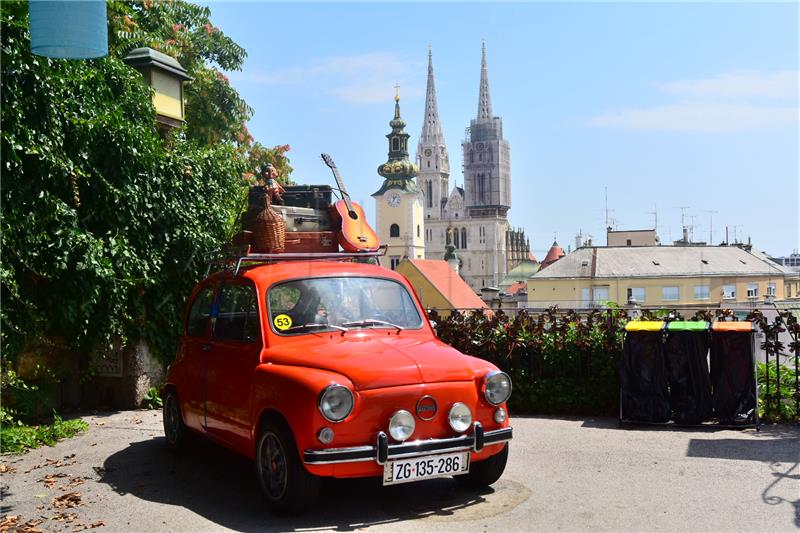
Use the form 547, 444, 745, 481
123, 47, 191, 131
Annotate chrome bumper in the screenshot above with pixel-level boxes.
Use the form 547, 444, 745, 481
303, 423, 512, 465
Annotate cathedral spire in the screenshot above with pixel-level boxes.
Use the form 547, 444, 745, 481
420, 45, 444, 146
477, 39, 493, 120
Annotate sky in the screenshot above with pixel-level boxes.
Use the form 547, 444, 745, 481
205, 1, 799, 259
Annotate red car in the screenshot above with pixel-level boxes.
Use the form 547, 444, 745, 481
162, 253, 513, 515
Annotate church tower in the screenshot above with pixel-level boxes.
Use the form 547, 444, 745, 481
416, 47, 450, 221
462, 41, 511, 217
372, 91, 424, 270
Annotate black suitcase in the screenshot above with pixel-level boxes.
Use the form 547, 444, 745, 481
282, 185, 333, 210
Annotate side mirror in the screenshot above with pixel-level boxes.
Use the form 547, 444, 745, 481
429, 319, 438, 336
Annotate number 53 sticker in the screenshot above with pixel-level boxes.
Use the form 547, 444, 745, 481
273, 314, 293, 330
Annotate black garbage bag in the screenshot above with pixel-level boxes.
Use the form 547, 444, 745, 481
710, 331, 756, 424
664, 331, 713, 424
620, 331, 671, 422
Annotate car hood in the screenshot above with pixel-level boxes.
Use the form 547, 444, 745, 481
264, 334, 476, 390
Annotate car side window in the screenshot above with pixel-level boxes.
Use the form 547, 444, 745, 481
214, 282, 260, 343
186, 285, 215, 337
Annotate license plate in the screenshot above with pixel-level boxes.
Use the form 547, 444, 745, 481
383, 451, 470, 486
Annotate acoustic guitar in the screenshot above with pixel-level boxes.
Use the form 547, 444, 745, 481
320, 153, 381, 252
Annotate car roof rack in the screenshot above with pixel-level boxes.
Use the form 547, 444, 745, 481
206, 246, 388, 276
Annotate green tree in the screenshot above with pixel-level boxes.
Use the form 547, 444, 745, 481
0, 1, 252, 373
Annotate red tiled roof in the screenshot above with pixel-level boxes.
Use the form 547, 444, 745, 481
407, 260, 487, 310
507, 281, 527, 295
528, 251, 538, 262
540, 241, 565, 269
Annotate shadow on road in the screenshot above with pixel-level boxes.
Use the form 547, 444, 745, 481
686, 437, 800, 463
97, 437, 492, 531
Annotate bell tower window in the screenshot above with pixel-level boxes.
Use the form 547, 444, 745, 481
390, 224, 400, 238
392, 138, 399, 151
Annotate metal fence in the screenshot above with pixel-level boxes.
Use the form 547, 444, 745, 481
426, 306, 799, 421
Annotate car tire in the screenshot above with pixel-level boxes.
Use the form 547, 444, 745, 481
256, 420, 321, 516
163, 389, 191, 451
455, 443, 508, 489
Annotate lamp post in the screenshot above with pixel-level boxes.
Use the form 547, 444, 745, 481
123, 47, 191, 133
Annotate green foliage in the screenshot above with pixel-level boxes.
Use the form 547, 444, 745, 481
431, 308, 626, 416
141, 386, 163, 409
757, 360, 799, 422
0, 411, 88, 455
0, 2, 245, 366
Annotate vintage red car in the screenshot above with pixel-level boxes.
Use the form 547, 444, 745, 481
162, 253, 513, 515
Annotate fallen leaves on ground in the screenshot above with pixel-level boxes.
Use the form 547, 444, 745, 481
52, 491, 82, 509
0, 517, 44, 533
61, 477, 87, 490
0, 515, 19, 532
50, 512, 78, 523
0, 464, 16, 474
39, 473, 68, 488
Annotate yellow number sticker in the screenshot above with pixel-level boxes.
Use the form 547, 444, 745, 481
273, 314, 293, 331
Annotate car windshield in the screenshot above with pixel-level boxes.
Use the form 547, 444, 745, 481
268, 277, 423, 335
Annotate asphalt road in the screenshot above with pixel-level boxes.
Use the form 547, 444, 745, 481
2, 411, 798, 532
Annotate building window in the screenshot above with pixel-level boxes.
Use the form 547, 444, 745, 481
461, 228, 467, 249
581, 288, 591, 307
627, 287, 645, 304
662, 286, 679, 301
747, 283, 758, 298
453, 230, 459, 249
417, 225, 420, 238
592, 286, 610, 305
426, 180, 432, 208
392, 138, 399, 151
723, 284, 736, 299
626, 239, 632, 246
390, 256, 400, 270
694, 285, 710, 300
390, 224, 400, 238
767, 283, 776, 297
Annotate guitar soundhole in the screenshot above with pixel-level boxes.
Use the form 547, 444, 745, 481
348, 210, 358, 220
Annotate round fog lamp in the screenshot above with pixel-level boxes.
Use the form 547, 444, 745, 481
494, 408, 507, 424
448, 402, 472, 433
388, 410, 415, 442
484, 371, 512, 405
317, 427, 334, 444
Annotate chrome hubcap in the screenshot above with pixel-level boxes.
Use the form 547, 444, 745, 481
259, 432, 287, 500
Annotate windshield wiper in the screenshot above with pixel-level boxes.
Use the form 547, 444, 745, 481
342, 319, 404, 332
283, 323, 347, 333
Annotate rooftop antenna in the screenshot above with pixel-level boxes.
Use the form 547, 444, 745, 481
648, 203, 658, 232
604, 186, 609, 228
703, 210, 718, 244
687, 215, 697, 242
732, 225, 743, 244
674, 206, 691, 228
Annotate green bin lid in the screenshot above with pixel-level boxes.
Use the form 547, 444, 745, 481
666, 321, 709, 332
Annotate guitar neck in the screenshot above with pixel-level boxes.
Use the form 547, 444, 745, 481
321, 154, 354, 212
331, 169, 353, 212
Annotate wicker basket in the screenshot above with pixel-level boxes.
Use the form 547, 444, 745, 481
252, 194, 286, 253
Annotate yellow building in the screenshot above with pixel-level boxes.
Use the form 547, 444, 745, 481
372, 93, 424, 270
526, 245, 800, 310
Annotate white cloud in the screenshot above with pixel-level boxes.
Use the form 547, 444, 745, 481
231, 52, 424, 104
587, 102, 797, 132
587, 70, 800, 132
657, 70, 798, 100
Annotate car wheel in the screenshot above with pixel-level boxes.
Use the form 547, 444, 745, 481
163, 390, 190, 451
456, 443, 508, 489
256, 421, 320, 515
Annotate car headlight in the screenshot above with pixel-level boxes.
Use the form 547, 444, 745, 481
388, 410, 415, 442
318, 384, 354, 422
448, 402, 472, 433
484, 371, 512, 405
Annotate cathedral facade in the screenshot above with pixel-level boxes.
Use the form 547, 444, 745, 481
416, 44, 530, 290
